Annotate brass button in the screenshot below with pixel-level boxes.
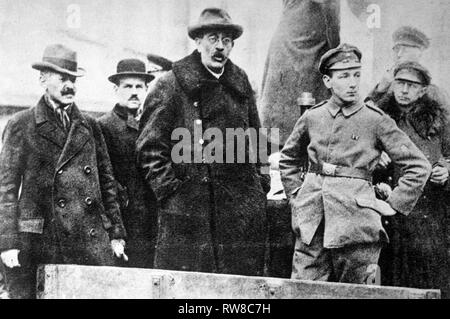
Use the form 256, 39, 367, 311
202, 177, 210, 184
85, 197, 93, 206
193, 101, 199, 107
84, 166, 92, 175
57, 169, 64, 175
57, 199, 66, 208
89, 229, 97, 237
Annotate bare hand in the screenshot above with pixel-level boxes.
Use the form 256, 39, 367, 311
111, 239, 128, 262
430, 165, 449, 185
374, 183, 393, 200
0, 249, 21, 268
377, 151, 392, 169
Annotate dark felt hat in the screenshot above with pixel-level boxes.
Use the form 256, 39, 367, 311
392, 26, 430, 49
318, 43, 362, 75
188, 8, 243, 40
394, 61, 431, 85
32, 44, 85, 77
108, 59, 154, 84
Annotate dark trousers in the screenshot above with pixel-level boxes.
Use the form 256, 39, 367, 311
292, 222, 382, 284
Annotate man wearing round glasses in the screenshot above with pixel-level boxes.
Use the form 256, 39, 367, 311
137, 8, 270, 276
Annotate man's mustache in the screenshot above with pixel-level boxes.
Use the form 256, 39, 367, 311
128, 95, 140, 102
212, 52, 226, 59
61, 88, 76, 96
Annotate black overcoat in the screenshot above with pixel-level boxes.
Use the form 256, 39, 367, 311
0, 97, 126, 266
98, 105, 157, 268
137, 51, 270, 276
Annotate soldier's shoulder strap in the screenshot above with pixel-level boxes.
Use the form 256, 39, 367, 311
365, 99, 384, 115
310, 100, 328, 110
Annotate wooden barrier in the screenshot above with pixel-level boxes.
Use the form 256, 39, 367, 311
36, 264, 440, 299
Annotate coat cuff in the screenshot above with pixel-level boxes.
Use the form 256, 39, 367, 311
153, 178, 183, 202
386, 188, 423, 216
0, 234, 21, 252
107, 224, 127, 241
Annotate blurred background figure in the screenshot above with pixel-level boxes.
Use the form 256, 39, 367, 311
259, 0, 340, 150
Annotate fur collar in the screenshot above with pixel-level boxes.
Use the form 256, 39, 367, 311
172, 50, 252, 99
376, 92, 447, 139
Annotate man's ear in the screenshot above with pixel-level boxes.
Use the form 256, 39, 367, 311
322, 74, 332, 89
39, 73, 47, 88
113, 84, 119, 93
195, 37, 202, 50
418, 86, 427, 99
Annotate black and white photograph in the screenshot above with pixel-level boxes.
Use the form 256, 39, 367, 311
0, 0, 449, 302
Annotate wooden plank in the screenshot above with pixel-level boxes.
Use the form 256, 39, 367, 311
36, 265, 440, 299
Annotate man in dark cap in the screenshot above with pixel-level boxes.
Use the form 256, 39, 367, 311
375, 61, 450, 296
97, 59, 158, 268
279, 43, 431, 284
368, 26, 449, 109
136, 8, 270, 276
0, 44, 127, 298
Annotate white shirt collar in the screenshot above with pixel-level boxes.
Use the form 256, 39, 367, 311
205, 66, 224, 79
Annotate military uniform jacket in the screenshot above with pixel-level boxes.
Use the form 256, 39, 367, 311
0, 97, 126, 265
280, 96, 431, 248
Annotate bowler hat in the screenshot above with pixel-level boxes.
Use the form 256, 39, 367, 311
108, 59, 154, 84
394, 61, 431, 85
318, 43, 362, 75
32, 44, 85, 77
393, 26, 430, 49
188, 8, 243, 40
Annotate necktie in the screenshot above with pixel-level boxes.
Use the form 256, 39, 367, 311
55, 106, 70, 131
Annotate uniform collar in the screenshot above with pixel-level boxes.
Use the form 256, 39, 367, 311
326, 95, 364, 118
113, 104, 139, 130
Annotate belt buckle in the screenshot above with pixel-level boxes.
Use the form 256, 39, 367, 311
322, 162, 337, 176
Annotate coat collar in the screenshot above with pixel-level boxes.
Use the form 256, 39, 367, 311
34, 95, 91, 170
326, 95, 364, 118
172, 50, 253, 99
113, 104, 139, 131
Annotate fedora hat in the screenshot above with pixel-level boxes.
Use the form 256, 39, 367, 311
32, 44, 85, 77
108, 59, 154, 84
188, 8, 243, 40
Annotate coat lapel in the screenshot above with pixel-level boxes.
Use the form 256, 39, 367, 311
34, 96, 67, 149
56, 104, 91, 171
113, 104, 139, 131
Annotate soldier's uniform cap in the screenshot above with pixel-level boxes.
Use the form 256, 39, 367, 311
393, 61, 431, 85
318, 43, 362, 75
392, 26, 430, 49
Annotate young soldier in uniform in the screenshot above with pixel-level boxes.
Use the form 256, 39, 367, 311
279, 43, 431, 284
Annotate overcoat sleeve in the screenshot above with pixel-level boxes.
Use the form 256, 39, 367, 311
376, 114, 432, 215
136, 78, 183, 202
436, 114, 450, 192
0, 119, 25, 251
91, 119, 126, 240
279, 114, 310, 199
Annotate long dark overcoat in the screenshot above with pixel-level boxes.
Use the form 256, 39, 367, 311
137, 50, 270, 276
259, 0, 340, 146
375, 93, 450, 297
98, 105, 157, 268
0, 97, 126, 266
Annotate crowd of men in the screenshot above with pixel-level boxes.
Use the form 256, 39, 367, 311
0, 7, 449, 299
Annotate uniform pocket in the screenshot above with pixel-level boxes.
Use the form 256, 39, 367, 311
355, 197, 397, 217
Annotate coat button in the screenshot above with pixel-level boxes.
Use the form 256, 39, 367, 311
84, 166, 92, 175
57, 169, 64, 175
89, 229, 97, 237
193, 101, 199, 107
85, 197, 93, 206
57, 199, 66, 208
202, 177, 210, 184
423, 215, 428, 219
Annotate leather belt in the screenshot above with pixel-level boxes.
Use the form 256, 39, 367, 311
308, 162, 372, 181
